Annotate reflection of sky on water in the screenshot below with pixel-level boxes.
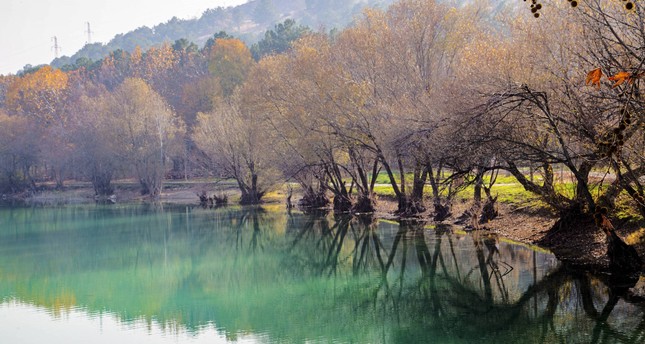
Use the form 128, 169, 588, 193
1, 301, 264, 344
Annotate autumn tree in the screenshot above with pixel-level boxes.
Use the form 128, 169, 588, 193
471, 1, 642, 215
203, 31, 233, 52
106, 78, 184, 197
244, 34, 380, 212
5, 65, 69, 125
138, 43, 178, 97
0, 110, 39, 192
238, 1, 487, 215
328, 0, 483, 216
70, 91, 120, 196
91, 49, 133, 91
0, 75, 15, 108
575, 0, 645, 221
207, 38, 255, 97
193, 96, 282, 205
4, 65, 76, 188
164, 39, 211, 179
179, 76, 222, 126
469, 0, 643, 271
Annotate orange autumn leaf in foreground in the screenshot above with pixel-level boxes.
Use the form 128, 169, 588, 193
608, 71, 632, 88
586, 68, 603, 88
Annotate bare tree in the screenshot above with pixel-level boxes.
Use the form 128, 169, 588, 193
331, 0, 485, 216
106, 78, 184, 198
193, 95, 282, 205
468, 1, 643, 271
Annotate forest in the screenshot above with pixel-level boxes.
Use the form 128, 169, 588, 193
0, 0, 644, 270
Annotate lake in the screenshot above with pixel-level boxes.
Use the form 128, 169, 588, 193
0, 204, 644, 343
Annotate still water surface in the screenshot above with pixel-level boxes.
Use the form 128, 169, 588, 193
0, 204, 643, 343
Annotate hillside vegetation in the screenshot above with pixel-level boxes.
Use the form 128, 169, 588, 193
49, 0, 396, 70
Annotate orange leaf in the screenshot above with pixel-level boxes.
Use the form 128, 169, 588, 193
586, 68, 603, 89
608, 71, 632, 88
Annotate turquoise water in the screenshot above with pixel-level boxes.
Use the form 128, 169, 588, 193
0, 204, 643, 343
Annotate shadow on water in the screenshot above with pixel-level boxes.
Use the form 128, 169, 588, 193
1, 205, 644, 343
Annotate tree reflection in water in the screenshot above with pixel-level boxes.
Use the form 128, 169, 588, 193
1, 206, 645, 343
286, 212, 645, 343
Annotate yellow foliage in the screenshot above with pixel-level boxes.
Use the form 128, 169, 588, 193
141, 43, 177, 79
5, 65, 69, 124
208, 38, 254, 96
131, 45, 143, 65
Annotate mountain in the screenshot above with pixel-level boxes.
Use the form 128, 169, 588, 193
50, 0, 396, 69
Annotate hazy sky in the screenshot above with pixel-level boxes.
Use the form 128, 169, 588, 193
0, 0, 249, 75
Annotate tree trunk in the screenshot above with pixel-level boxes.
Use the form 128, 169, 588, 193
480, 194, 498, 224
239, 185, 263, 205
348, 151, 378, 213
92, 170, 114, 196
382, 154, 425, 217
427, 164, 451, 221
53, 165, 65, 190
505, 161, 573, 211
139, 179, 151, 196
333, 193, 352, 213
480, 174, 498, 224
352, 193, 376, 213
541, 208, 642, 275
286, 186, 293, 209
410, 164, 428, 209
596, 213, 642, 274
240, 191, 262, 205
298, 184, 330, 208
